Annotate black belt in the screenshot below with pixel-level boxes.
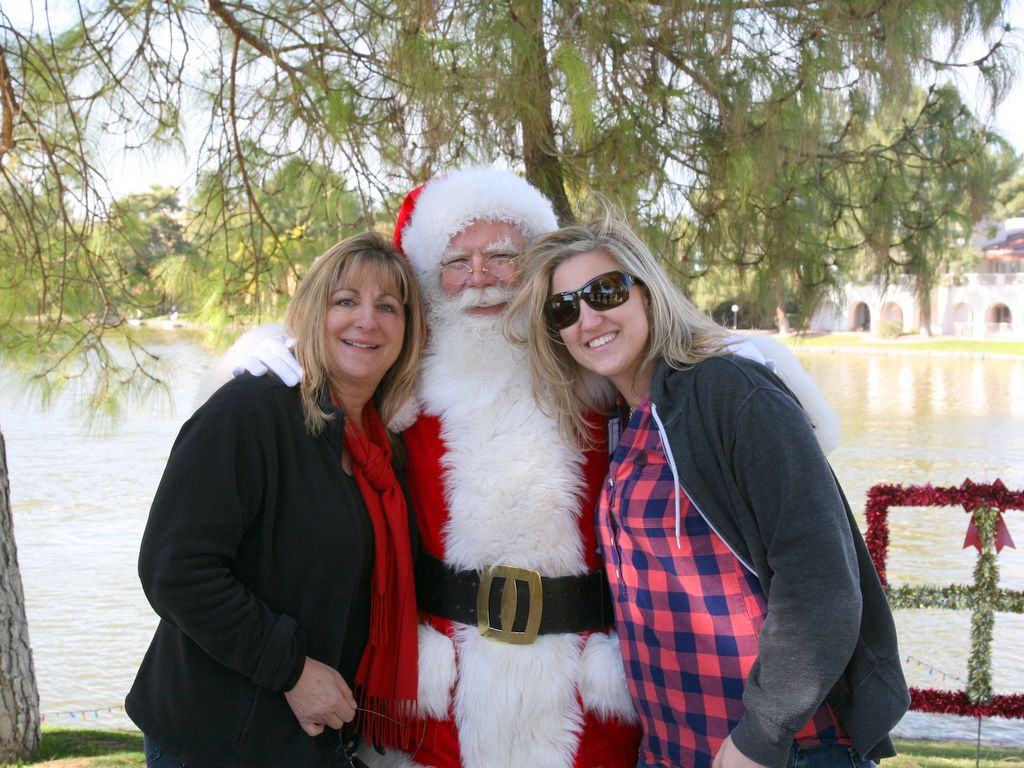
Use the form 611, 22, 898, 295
415, 552, 613, 645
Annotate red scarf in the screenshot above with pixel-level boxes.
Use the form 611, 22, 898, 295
343, 402, 419, 748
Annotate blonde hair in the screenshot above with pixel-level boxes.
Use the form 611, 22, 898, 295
507, 211, 734, 447
284, 231, 425, 436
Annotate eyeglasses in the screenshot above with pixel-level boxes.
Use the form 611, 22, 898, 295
545, 271, 641, 330
439, 254, 519, 286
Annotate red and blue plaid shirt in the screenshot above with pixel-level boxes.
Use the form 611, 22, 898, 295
598, 399, 848, 767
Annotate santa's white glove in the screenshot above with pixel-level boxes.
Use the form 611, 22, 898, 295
727, 336, 775, 372
232, 334, 304, 387
728, 334, 841, 454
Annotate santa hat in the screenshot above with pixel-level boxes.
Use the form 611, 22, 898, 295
393, 167, 559, 282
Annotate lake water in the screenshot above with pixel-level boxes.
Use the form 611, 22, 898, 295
2, 336, 1023, 746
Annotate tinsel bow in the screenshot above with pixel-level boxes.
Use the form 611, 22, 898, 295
961, 478, 1017, 553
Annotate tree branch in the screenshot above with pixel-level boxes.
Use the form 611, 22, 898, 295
205, 0, 301, 75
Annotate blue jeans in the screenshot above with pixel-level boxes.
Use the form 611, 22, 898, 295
786, 743, 874, 768
143, 735, 191, 768
636, 742, 875, 768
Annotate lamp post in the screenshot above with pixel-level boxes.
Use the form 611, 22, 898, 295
731, 304, 739, 329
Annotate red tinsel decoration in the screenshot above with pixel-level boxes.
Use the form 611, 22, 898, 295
865, 478, 1024, 720
909, 688, 1024, 719
865, 478, 1023, 588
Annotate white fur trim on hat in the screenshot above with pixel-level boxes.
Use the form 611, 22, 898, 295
399, 166, 559, 280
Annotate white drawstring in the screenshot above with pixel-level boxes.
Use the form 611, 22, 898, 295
650, 400, 758, 574
650, 403, 683, 549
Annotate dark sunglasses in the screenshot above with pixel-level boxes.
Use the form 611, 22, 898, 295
545, 271, 641, 330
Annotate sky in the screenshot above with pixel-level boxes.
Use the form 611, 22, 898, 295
947, 0, 1024, 154
111, 0, 1024, 200
7, 1, 1024, 200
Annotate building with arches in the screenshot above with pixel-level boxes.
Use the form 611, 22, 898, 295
811, 219, 1024, 338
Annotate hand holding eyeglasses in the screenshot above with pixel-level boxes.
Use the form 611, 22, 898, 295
284, 656, 357, 737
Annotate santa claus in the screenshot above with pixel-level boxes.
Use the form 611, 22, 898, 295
383, 167, 641, 767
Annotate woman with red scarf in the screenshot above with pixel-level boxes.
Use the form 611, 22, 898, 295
126, 232, 425, 767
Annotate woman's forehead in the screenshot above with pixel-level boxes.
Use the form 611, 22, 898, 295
336, 258, 404, 296
551, 250, 621, 291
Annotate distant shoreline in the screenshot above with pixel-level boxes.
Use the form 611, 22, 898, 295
775, 332, 1024, 361
787, 344, 1024, 361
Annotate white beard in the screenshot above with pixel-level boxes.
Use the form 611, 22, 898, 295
421, 284, 523, 402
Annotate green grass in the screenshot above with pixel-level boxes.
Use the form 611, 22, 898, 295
2, 729, 1022, 768
2, 728, 143, 767
890, 738, 1024, 768
779, 333, 1024, 357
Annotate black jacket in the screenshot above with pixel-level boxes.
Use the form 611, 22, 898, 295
648, 355, 909, 768
126, 374, 400, 767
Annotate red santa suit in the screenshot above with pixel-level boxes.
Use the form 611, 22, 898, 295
389, 168, 641, 768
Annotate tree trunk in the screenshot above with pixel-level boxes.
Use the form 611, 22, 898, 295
918, 283, 933, 336
0, 427, 40, 762
512, 0, 572, 223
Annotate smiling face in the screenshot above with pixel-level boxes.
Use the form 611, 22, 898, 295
440, 220, 525, 316
550, 249, 653, 407
323, 264, 406, 405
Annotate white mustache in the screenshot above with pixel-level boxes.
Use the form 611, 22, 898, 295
447, 285, 517, 312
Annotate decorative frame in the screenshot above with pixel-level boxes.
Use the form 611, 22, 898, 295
865, 479, 1023, 718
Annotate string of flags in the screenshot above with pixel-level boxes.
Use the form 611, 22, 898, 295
904, 654, 967, 686
40, 705, 125, 723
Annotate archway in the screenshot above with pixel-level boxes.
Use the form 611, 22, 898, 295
986, 304, 1012, 336
852, 302, 871, 332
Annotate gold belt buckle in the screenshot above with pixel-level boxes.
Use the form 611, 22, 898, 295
477, 564, 543, 644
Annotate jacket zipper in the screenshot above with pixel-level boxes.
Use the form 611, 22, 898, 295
649, 403, 758, 576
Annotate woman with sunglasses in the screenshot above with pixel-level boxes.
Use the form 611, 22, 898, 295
507, 214, 908, 768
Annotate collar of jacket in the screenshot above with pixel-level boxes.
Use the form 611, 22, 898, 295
316, 384, 348, 450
